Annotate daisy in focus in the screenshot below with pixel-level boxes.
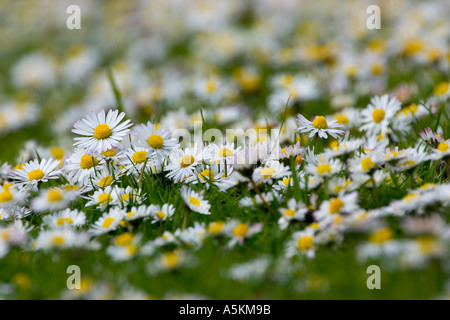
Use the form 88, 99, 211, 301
296, 114, 344, 139
72, 109, 132, 153
180, 186, 211, 215
11, 158, 61, 189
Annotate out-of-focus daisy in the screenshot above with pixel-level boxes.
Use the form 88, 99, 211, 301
419, 127, 444, 148
0, 183, 26, 208
285, 229, 316, 258
252, 160, 291, 184
305, 156, 342, 178
133, 122, 177, 160
150, 204, 175, 223
65, 149, 105, 185
107, 232, 141, 262
90, 207, 125, 235
225, 220, 263, 248
124, 205, 152, 221
296, 114, 344, 139
34, 229, 90, 251
278, 198, 308, 230
165, 145, 202, 183
85, 186, 118, 209
72, 109, 132, 153
42, 209, 86, 229
314, 192, 359, 226
31, 188, 71, 213
11, 158, 61, 189
360, 94, 401, 136
180, 186, 210, 215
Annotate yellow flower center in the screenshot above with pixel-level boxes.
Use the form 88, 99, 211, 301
50, 147, 65, 160
403, 194, 419, 202
94, 124, 112, 139
200, 169, 215, 181
121, 194, 130, 203
147, 134, 164, 149
98, 193, 112, 204
316, 164, 331, 175
295, 155, 302, 165
282, 177, 291, 186
312, 116, 328, 129
261, 168, 275, 178
162, 251, 180, 269
297, 235, 314, 251
51, 236, 65, 245
284, 209, 296, 217
132, 151, 147, 164
115, 232, 134, 246
156, 211, 166, 219
437, 142, 449, 152
401, 104, 418, 115
98, 176, 113, 187
369, 227, 392, 244
189, 197, 201, 207
361, 157, 376, 171
219, 148, 234, 157
205, 80, 216, 93
101, 149, 117, 157
372, 109, 385, 123
47, 189, 63, 202
434, 82, 449, 96
127, 211, 136, 219
56, 218, 73, 226
27, 169, 45, 181
335, 114, 349, 125
62, 184, 78, 191
80, 154, 99, 169
0, 191, 13, 203
329, 198, 344, 214
208, 221, 225, 234
126, 245, 138, 255
233, 223, 249, 237
180, 155, 195, 168
101, 217, 115, 228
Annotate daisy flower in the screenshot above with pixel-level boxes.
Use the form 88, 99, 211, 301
132, 122, 177, 161
180, 186, 211, 215
114, 186, 144, 206
285, 229, 316, 259
252, 160, 291, 184
204, 143, 241, 164
0, 183, 26, 208
107, 232, 141, 262
360, 94, 401, 136
11, 158, 61, 189
124, 205, 152, 221
150, 204, 175, 223
419, 127, 444, 148
296, 114, 344, 139
85, 186, 118, 209
72, 109, 132, 153
31, 187, 71, 213
431, 138, 450, 160
65, 149, 105, 185
90, 207, 125, 235
314, 192, 360, 226
119, 147, 156, 176
165, 145, 202, 183
224, 220, 263, 249
277, 198, 308, 230
42, 209, 86, 229
34, 229, 90, 251
305, 156, 342, 178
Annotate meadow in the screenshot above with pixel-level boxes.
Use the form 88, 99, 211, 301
0, 0, 449, 300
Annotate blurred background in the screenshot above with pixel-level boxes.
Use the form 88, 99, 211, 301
1, 0, 449, 163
